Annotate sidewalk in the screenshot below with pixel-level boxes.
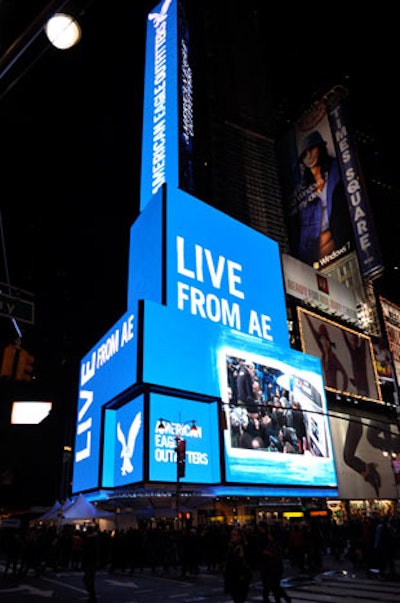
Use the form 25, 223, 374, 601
282, 551, 400, 584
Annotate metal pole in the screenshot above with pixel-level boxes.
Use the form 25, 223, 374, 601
176, 435, 180, 530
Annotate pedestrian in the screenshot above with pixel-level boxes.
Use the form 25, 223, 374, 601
3, 529, 22, 578
81, 526, 100, 603
257, 522, 291, 603
223, 527, 252, 603
373, 515, 397, 578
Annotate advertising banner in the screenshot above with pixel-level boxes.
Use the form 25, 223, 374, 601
329, 412, 399, 499
73, 1, 342, 498
380, 296, 400, 391
102, 395, 145, 488
72, 183, 294, 494
167, 189, 290, 348
143, 300, 338, 494
219, 345, 337, 493
392, 459, 400, 485
72, 310, 138, 493
298, 307, 382, 403
277, 93, 383, 278
372, 335, 394, 383
148, 393, 221, 484
141, 0, 179, 210
282, 253, 358, 323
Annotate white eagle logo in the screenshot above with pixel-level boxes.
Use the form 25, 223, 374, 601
148, 0, 172, 27
117, 412, 142, 476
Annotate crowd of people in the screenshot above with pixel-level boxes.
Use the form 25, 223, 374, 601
1, 514, 400, 601
227, 357, 309, 454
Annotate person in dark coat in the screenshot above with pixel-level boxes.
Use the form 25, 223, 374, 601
223, 527, 252, 603
236, 362, 256, 407
81, 526, 100, 603
257, 522, 291, 603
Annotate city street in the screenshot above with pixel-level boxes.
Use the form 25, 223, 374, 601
1, 556, 400, 602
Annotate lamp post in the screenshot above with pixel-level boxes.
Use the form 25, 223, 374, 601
157, 416, 197, 529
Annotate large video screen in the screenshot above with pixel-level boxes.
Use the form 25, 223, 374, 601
167, 189, 290, 349
148, 393, 221, 484
298, 308, 382, 403
218, 344, 337, 490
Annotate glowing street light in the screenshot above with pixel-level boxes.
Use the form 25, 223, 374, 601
45, 12, 82, 50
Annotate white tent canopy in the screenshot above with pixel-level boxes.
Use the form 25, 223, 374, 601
37, 494, 114, 522
61, 493, 114, 520
61, 498, 74, 513
37, 499, 62, 521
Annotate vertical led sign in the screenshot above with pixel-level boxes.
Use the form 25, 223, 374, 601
141, 0, 179, 210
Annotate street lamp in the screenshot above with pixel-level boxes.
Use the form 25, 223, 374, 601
157, 416, 197, 529
45, 12, 82, 49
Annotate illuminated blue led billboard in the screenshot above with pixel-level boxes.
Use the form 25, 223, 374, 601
141, 297, 338, 493
130, 187, 290, 349
141, 0, 179, 210
71, 0, 338, 499
72, 185, 338, 496
102, 395, 145, 488
72, 311, 137, 493
167, 190, 289, 345
219, 344, 337, 489
148, 394, 221, 484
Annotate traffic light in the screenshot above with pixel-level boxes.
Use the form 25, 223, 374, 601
0, 344, 19, 378
176, 438, 186, 478
15, 348, 34, 382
